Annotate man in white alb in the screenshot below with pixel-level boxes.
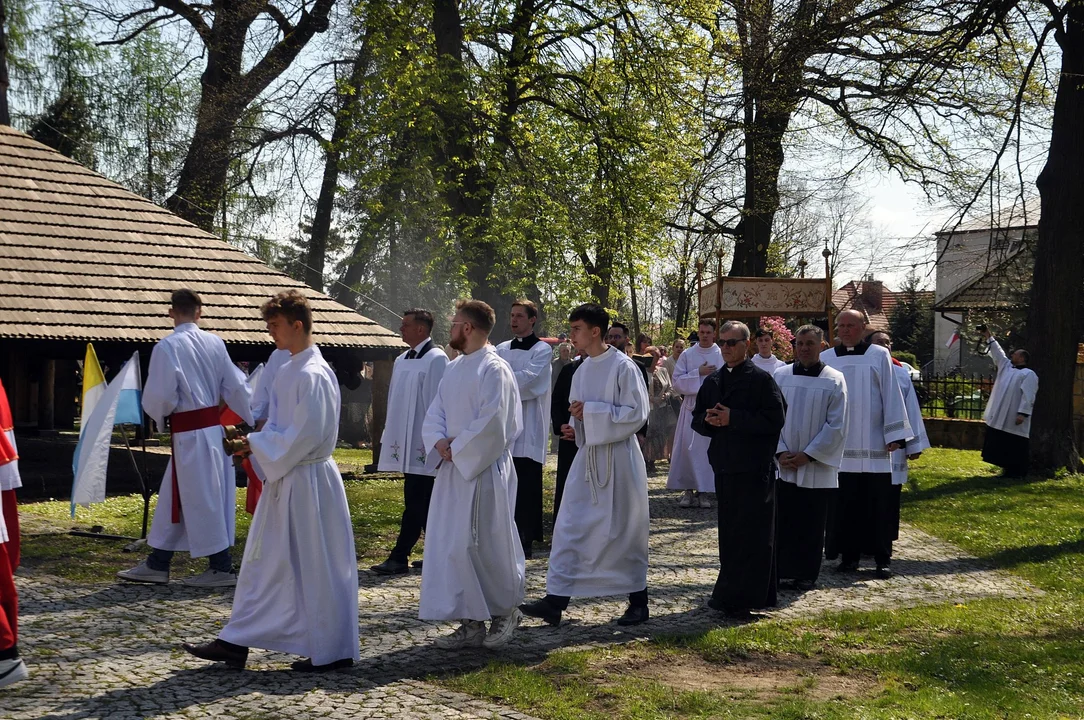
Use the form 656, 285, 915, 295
774, 325, 847, 591
869, 330, 930, 547
520, 303, 651, 627
421, 299, 525, 649
183, 290, 359, 671
667, 319, 722, 508
979, 327, 1038, 477
821, 310, 911, 579
751, 328, 788, 375
118, 289, 253, 587
495, 300, 551, 558
372, 309, 449, 575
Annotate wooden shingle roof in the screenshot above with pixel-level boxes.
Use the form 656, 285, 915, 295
0, 126, 402, 352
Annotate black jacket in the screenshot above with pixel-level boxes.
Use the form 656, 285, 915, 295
691, 360, 786, 474
551, 358, 583, 435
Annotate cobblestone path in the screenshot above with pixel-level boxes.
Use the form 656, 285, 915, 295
6, 474, 1036, 720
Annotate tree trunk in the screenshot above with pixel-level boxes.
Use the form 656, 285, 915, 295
730, 107, 789, 277
304, 47, 372, 291
0, 0, 10, 126
1025, 4, 1084, 473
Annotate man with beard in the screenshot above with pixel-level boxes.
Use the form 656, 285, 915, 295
421, 300, 525, 648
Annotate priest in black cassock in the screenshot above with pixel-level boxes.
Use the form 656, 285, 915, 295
692, 320, 786, 619
550, 352, 583, 520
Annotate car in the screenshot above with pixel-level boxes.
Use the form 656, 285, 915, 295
899, 361, 921, 383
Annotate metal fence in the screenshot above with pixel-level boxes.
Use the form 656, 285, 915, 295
913, 372, 995, 420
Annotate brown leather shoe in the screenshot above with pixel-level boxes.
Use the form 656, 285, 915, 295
182, 639, 248, 669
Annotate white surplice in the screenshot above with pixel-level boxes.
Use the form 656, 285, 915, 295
143, 323, 254, 558
667, 343, 723, 492
420, 345, 525, 621
251, 348, 291, 423
820, 343, 911, 474
548, 347, 650, 597
0, 430, 19, 492
752, 353, 788, 375
983, 339, 1038, 438
891, 364, 931, 485
379, 340, 449, 475
496, 338, 551, 463
774, 364, 848, 489
221, 345, 360, 665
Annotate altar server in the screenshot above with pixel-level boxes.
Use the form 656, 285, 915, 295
183, 290, 359, 671
495, 300, 551, 558
979, 327, 1038, 478
0, 378, 26, 689
821, 310, 911, 579
521, 303, 651, 627
118, 289, 253, 587
421, 300, 526, 649
751, 328, 788, 374
372, 309, 448, 574
667, 319, 722, 508
774, 325, 847, 590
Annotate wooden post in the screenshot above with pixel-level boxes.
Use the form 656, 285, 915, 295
715, 249, 725, 332
366, 358, 394, 472
37, 358, 55, 431
823, 247, 834, 335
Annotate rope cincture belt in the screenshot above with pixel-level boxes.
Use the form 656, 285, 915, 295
168, 406, 222, 523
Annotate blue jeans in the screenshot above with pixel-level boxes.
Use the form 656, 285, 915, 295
147, 547, 232, 572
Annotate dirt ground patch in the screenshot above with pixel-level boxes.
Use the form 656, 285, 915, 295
606, 652, 877, 702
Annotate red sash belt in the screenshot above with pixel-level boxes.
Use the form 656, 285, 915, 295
169, 406, 221, 523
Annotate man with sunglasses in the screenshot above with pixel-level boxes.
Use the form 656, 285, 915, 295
692, 321, 786, 618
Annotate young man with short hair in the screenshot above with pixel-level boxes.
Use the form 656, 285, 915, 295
667, 319, 722, 508
496, 300, 551, 559
422, 300, 526, 649
183, 290, 360, 671
118, 289, 253, 587
751, 328, 788, 374
521, 303, 651, 627
372, 309, 449, 575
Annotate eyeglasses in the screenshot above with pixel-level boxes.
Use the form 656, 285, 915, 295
719, 338, 745, 347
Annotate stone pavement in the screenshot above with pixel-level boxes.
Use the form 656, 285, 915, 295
5, 472, 1037, 720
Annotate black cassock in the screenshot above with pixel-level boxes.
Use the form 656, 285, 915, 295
550, 358, 583, 521
692, 360, 786, 612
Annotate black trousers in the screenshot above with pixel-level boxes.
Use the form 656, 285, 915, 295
514, 457, 544, 544
982, 426, 1030, 477
553, 439, 579, 521
544, 588, 648, 610
713, 468, 777, 611
389, 473, 434, 562
835, 472, 895, 567
775, 480, 830, 583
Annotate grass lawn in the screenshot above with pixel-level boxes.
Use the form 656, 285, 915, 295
16, 447, 412, 583
440, 448, 1084, 719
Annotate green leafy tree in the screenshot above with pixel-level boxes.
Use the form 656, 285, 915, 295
889, 270, 935, 366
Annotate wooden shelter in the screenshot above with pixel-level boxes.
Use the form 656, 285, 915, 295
0, 126, 403, 432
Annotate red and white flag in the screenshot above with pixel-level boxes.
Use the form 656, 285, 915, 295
945, 331, 960, 348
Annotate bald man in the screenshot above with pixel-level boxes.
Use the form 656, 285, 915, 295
820, 311, 912, 579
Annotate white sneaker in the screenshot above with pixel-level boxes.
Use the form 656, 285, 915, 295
117, 561, 169, 584
678, 490, 695, 508
181, 569, 237, 588
0, 658, 28, 689
698, 493, 712, 509
483, 608, 522, 648
434, 621, 487, 650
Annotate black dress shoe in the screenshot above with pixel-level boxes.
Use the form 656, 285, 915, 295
793, 579, 816, 592
182, 639, 248, 669
290, 657, 355, 672
370, 558, 410, 575
836, 560, 859, 573
874, 566, 893, 579
411, 560, 423, 569
706, 597, 752, 619
616, 605, 649, 626
519, 598, 562, 626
